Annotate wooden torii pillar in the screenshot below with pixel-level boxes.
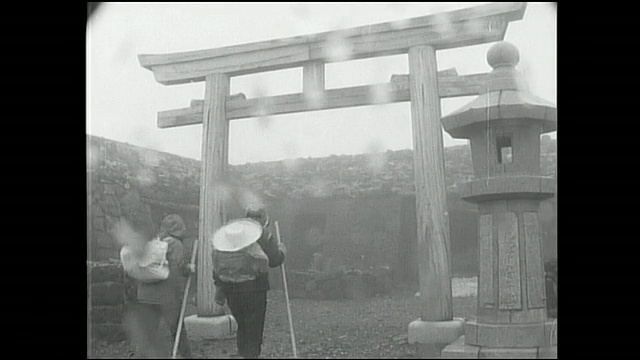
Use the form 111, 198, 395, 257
138, 2, 527, 344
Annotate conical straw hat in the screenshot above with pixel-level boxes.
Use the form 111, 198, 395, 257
212, 218, 262, 252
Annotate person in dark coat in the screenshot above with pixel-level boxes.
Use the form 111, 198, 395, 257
212, 206, 286, 359
132, 214, 194, 358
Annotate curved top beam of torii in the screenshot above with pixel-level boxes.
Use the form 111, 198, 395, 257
138, 2, 527, 85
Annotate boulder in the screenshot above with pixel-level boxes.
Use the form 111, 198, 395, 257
91, 323, 126, 343
89, 262, 123, 284
91, 282, 124, 306
91, 305, 124, 324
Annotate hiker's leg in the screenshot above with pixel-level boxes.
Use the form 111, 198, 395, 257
226, 292, 248, 358
242, 291, 268, 359
134, 303, 163, 358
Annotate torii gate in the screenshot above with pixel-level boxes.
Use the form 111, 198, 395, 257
138, 1, 527, 349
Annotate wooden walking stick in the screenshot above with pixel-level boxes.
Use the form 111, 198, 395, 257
172, 239, 199, 359
274, 222, 298, 359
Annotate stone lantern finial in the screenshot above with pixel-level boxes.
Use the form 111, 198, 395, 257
484, 41, 527, 93
486, 41, 520, 69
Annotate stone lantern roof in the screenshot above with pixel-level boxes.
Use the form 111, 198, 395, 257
442, 41, 557, 139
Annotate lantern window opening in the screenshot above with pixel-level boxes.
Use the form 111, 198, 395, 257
497, 134, 513, 164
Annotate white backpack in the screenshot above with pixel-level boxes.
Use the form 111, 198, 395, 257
120, 237, 170, 283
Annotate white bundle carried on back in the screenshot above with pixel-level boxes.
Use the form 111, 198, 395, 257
120, 237, 170, 282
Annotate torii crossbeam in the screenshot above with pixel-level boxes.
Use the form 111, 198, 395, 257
138, 2, 527, 346
155, 69, 489, 128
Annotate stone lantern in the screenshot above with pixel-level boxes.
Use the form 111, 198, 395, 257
441, 41, 557, 358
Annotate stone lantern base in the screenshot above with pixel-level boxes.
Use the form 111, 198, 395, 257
442, 319, 557, 359
465, 320, 556, 348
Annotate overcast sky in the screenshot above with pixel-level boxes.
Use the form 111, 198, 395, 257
86, 2, 556, 165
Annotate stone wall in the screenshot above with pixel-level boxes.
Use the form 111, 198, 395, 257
87, 135, 199, 262
264, 193, 476, 290
87, 135, 556, 282
88, 261, 128, 343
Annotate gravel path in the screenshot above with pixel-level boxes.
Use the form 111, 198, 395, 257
90, 288, 477, 359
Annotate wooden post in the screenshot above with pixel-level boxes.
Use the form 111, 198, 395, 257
408, 45, 453, 322
303, 61, 325, 93
197, 73, 230, 317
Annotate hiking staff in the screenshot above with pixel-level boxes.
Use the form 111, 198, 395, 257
172, 239, 199, 359
274, 221, 298, 359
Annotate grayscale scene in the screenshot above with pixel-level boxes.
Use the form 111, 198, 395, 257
87, 2, 557, 359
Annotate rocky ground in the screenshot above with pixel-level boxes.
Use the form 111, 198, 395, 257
90, 286, 477, 359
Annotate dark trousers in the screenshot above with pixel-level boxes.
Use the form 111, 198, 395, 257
127, 302, 192, 358
226, 291, 268, 359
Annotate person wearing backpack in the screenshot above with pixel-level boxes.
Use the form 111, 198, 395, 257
212, 206, 286, 359
133, 214, 194, 358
